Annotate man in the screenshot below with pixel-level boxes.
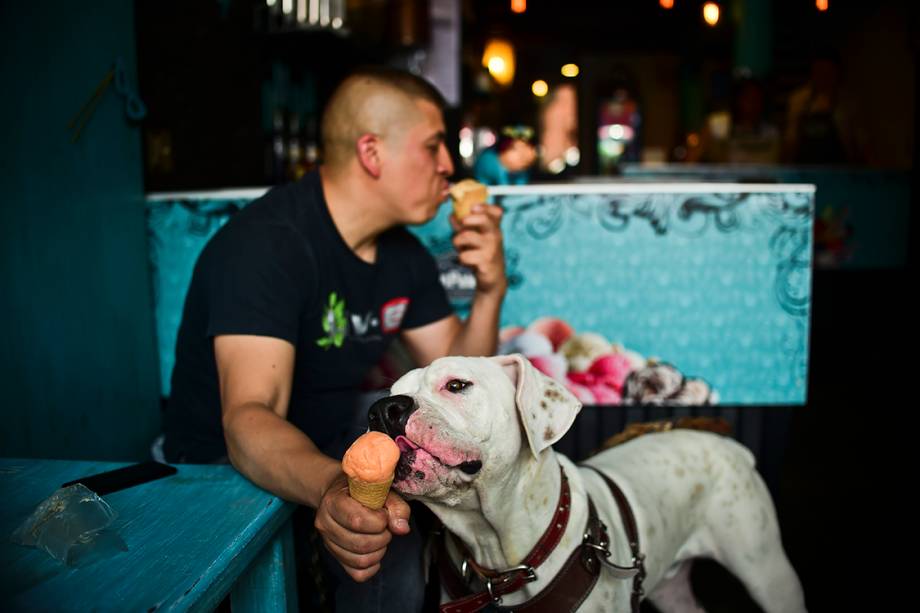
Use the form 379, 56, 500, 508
162, 68, 506, 610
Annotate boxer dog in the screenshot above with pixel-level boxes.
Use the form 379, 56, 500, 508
368, 354, 806, 613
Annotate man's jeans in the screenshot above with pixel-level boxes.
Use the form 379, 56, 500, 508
295, 505, 428, 613
324, 513, 426, 611
313, 391, 428, 611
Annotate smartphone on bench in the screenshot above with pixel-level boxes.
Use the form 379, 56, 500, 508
62, 461, 178, 495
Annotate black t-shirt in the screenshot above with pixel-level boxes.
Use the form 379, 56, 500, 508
163, 171, 452, 463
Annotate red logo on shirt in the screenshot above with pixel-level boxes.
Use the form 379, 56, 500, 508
380, 297, 410, 333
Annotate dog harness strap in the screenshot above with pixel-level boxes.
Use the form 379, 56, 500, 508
581, 464, 647, 613
437, 543, 540, 613
438, 467, 617, 613
438, 498, 604, 613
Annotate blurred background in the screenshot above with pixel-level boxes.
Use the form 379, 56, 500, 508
1, 1, 916, 611
130, 0, 916, 189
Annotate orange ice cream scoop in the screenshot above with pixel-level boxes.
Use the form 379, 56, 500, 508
342, 431, 401, 483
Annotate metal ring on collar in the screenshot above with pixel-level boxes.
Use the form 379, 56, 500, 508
485, 577, 503, 605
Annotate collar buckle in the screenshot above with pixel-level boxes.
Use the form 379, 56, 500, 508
462, 556, 538, 585
500, 563, 538, 583
483, 565, 537, 605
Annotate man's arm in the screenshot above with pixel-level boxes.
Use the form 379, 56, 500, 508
402, 203, 506, 364
215, 334, 409, 582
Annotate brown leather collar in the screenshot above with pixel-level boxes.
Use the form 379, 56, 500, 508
438, 466, 574, 613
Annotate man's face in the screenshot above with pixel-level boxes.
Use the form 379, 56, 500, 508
380, 98, 454, 225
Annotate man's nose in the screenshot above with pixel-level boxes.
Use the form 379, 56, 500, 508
367, 395, 416, 437
439, 142, 455, 176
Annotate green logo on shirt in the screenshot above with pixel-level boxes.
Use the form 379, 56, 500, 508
317, 292, 347, 349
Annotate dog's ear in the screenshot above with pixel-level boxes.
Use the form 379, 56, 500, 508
492, 354, 582, 458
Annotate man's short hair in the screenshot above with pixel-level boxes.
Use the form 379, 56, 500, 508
321, 67, 446, 169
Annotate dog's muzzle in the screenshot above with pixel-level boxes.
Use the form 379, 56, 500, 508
367, 394, 416, 438
367, 394, 483, 478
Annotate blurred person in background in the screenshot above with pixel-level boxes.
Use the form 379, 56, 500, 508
727, 77, 781, 164
473, 124, 538, 185
782, 49, 857, 164
538, 83, 579, 177
687, 76, 780, 164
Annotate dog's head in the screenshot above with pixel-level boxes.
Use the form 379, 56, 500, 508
367, 354, 582, 506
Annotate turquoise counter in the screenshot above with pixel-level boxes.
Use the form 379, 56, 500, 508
146, 181, 814, 405
0, 459, 297, 612
413, 183, 813, 405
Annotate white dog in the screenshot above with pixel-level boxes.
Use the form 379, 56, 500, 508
368, 354, 806, 613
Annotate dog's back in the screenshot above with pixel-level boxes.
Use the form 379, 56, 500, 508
583, 429, 757, 519
579, 429, 805, 613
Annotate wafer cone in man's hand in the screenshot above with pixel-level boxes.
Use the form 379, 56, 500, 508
449, 179, 488, 220
342, 432, 400, 510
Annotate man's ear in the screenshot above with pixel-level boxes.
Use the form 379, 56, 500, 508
356, 133, 382, 178
492, 354, 582, 458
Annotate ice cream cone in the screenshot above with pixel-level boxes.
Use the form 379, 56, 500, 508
347, 475, 394, 510
449, 179, 488, 220
342, 431, 401, 510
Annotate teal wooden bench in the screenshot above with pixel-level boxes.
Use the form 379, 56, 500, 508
0, 459, 297, 612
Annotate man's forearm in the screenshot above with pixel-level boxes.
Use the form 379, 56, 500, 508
223, 402, 341, 508
449, 287, 505, 356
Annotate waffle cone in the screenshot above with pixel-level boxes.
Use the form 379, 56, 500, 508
347, 475, 393, 510
453, 198, 474, 220
449, 180, 488, 220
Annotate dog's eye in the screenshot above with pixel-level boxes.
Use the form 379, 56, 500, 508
445, 379, 472, 394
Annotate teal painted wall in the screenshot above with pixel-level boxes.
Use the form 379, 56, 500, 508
412, 187, 813, 405
0, 2, 161, 459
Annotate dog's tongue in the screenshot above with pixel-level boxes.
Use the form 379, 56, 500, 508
394, 435, 422, 482
395, 435, 419, 454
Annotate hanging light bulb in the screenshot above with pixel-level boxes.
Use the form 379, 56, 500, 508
660, 0, 674, 9
561, 63, 579, 78
816, 0, 828, 11
703, 2, 720, 26
511, 0, 526, 14
482, 39, 516, 87
532, 80, 549, 97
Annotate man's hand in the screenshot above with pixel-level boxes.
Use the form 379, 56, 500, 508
401, 201, 506, 363
451, 203, 507, 297
314, 472, 411, 582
